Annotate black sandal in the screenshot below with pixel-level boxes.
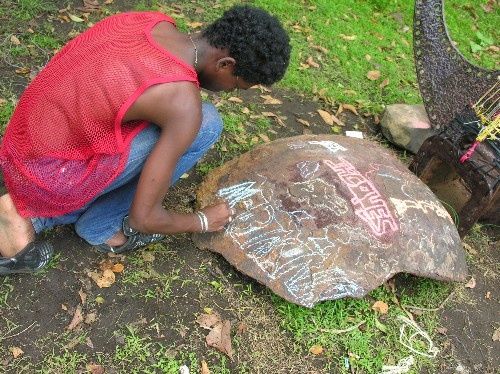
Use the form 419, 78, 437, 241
95, 216, 165, 254
0, 241, 54, 275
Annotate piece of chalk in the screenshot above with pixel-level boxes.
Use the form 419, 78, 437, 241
345, 131, 364, 139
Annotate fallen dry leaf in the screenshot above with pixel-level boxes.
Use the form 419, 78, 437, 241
68, 14, 85, 23
339, 34, 357, 41
372, 300, 389, 314
311, 44, 328, 54
309, 345, 324, 355
58, 14, 71, 23
437, 327, 448, 335
262, 111, 277, 117
331, 113, 345, 127
317, 109, 334, 126
492, 327, 500, 342
89, 269, 116, 288
465, 277, 476, 289
365, 54, 372, 61
236, 322, 248, 335
261, 111, 286, 126
251, 84, 271, 93
296, 118, 310, 127
67, 305, 84, 330
86, 363, 105, 374
196, 313, 221, 330
241, 107, 250, 114
99, 259, 114, 271
306, 56, 320, 68
367, 70, 381, 80
15, 67, 31, 76
86, 337, 95, 349
10, 35, 21, 45
336, 104, 344, 116
201, 360, 210, 374
79, 0, 100, 12
206, 320, 233, 360
342, 104, 359, 115
258, 133, 271, 143
482, 0, 495, 12
84, 312, 97, 325
260, 95, 282, 105
61, 304, 68, 311
379, 78, 390, 88
463, 242, 478, 256
228, 96, 243, 103
9, 346, 24, 358
111, 263, 124, 273
187, 21, 204, 28
78, 288, 87, 305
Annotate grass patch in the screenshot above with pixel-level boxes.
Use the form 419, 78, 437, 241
37, 350, 88, 373
113, 326, 208, 374
0, 98, 15, 134
273, 279, 450, 373
0, 277, 14, 307
13, 0, 54, 21
170, 0, 497, 112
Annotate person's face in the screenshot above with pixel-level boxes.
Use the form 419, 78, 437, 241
198, 57, 254, 92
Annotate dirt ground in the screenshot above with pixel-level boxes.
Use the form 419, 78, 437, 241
0, 1, 499, 373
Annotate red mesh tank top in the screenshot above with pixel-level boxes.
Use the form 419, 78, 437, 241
0, 12, 199, 217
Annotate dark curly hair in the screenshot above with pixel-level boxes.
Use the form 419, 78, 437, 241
202, 6, 291, 85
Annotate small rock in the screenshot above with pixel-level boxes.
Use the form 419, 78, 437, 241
381, 104, 435, 154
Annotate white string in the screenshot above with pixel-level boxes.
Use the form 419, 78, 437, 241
381, 356, 415, 374
397, 315, 439, 358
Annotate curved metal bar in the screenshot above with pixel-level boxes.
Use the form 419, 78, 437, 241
413, 0, 499, 129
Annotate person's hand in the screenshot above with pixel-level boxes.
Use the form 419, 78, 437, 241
197, 201, 232, 232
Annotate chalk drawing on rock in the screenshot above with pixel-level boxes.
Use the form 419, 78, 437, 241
324, 158, 399, 237
288, 140, 347, 154
220, 179, 364, 305
296, 160, 321, 179
217, 181, 261, 208
390, 198, 451, 221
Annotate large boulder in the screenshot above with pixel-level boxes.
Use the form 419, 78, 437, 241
193, 135, 467, 307
381, 104, 435, 153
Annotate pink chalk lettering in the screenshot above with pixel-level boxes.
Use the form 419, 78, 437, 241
324, 159, 398, 237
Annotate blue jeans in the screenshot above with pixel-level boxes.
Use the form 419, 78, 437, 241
31, 103, 222, 245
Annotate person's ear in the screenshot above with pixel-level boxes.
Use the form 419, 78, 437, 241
216, 57, 236, 71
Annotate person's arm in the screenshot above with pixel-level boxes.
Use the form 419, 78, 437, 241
124, 81, 230, 234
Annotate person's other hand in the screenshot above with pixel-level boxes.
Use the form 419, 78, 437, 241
200, 201, 232, 232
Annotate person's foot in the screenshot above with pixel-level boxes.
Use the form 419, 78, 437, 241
0, 194, 35, 257
0, 241, 54, 274
0, 194, 54, 275
95, 216, 165, 254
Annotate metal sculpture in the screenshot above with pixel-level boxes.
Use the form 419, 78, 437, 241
413, 0, 499, 129
411, 0, 499, 236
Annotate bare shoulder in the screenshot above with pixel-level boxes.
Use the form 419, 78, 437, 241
124, 81, 201, 127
